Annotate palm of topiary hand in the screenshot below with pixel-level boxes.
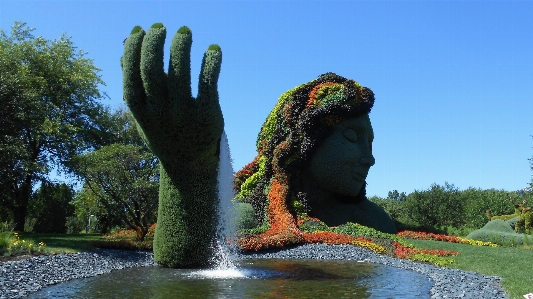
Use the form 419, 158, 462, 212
122, 23, 223, 167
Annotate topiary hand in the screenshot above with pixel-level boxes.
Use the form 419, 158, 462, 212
122, 23, 223, 168
122, 23, 223, 268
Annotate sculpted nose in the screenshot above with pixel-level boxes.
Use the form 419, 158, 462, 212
360, 150, 375, 167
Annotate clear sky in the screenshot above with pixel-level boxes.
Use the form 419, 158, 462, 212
1, 0, 532, 198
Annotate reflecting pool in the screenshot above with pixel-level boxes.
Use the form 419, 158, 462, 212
29, 259, 432, 299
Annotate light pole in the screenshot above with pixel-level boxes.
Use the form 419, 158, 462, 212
87, 214, 95, 233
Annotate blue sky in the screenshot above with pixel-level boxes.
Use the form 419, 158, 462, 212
1, 1, 532, 198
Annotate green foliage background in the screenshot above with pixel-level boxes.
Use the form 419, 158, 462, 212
370, 183, 531, 235
28, 182, 75, 233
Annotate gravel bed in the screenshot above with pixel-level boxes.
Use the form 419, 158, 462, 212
0, 244, 508, 299
0, 250, 156, 299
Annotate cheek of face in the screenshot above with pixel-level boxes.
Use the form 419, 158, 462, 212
307, 128, 367, 197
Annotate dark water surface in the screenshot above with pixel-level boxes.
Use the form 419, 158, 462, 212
29, 259, 432, 299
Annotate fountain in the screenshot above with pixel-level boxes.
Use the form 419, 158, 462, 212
19, 23, 476, 298
0, 21, 511, 299
202, 130, 240, 276
26, 129, 435, 298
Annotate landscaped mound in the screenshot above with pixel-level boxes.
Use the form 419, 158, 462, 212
466, 219, 533, 246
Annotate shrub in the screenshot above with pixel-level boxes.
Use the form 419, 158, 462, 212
1, 232, 45, 256
0, 221, 14, 233
234, 203, 258, 230
403, 182, 464, 228
0, 231, 11, 253
506, 216, 520, 230
24, 218, 37, 233
461, 188, 520, 229
65, 216, 85, 234
368, 196, 405, 221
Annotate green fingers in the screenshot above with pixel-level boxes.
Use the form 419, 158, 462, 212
207, 44, 221, 51
122, 23, 224, 267
122, 23, 223, 147
197, 45, 222, 115
168, 26, 194, 121
123, 26, 146, 119
131, 25, 143, 34
151, 23, 164, 29
140, 24, 168, 113
177, 25, 191, 35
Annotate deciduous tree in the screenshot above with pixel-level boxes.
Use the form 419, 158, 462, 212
0, 22, 106, 230
71, 144, 159, 241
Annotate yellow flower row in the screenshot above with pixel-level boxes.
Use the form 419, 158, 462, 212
456, 237, 498, 247
352, 240, 387, 254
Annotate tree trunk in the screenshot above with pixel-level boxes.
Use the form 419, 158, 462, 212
12, 176, 32, 231
135, 225, 147, 242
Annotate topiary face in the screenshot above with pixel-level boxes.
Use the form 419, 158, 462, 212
303, 114, 375, 201
235, 72, 375, 223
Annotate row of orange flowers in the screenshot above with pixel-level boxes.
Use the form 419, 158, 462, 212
104, 223, 157, 240
393, 241, 458, 259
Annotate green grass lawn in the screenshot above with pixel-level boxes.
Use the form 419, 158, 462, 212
410, 239, 532, 299
16, 232, 102, 254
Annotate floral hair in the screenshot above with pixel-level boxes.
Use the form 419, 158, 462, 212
235, 72, 375, 226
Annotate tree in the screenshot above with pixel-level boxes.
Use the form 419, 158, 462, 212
28, 182, 75, 233
0, 22, 106, 230
71, 184, 122, 234
68, 107, 152, 234
387, 190, 407, 201
71, 144, 159, 241
461, 187, 520, 229
404, 182, 463, 228
77, 105, 148, 153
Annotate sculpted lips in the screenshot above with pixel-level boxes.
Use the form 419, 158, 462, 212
352, 169, 369, 181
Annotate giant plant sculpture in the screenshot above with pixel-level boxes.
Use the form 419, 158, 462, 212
122, 23, 223, 267
515, 200, 533, 234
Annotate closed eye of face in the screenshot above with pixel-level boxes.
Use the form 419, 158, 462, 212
342, 128, 358, 142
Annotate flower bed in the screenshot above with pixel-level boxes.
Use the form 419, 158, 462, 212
398, 230, 498, 247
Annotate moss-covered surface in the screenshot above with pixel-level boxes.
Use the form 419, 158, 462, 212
122, 23, 223, 267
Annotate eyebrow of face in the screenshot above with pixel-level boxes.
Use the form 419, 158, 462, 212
343, 120, 367, 132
